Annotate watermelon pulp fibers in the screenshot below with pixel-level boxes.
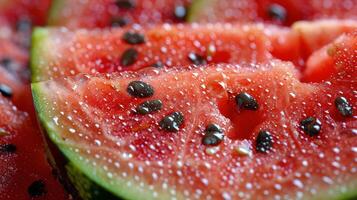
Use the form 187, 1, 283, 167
32, 32, 357, 199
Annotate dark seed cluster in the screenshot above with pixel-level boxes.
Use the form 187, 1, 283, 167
115, 0, 135, 9
256, 130, 273, 153
159, 112, 184, 132
28, 180, 47, 197
135, 99, 162, 115
188, 52, 206, 65
174, 5, 187, 21
0, 144, 17, 153
0, 84, 13, 98
202, 124, 224, 146
121, 48, 138, 66
127, 81, 154, 98
267, 4, 287, 22
122, 31, 146, 45
335, 96, 353, 117
300, 117, 321, 136
235, 92, 259, 111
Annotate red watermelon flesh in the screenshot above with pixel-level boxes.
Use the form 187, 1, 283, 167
31, 23, 279, 82
303, 31, 357, 82
188, 0, 357, 26
0, 0, 51, 26
32, 47, 356, 200
0, 95, 69, 200
48, 0, 191, 29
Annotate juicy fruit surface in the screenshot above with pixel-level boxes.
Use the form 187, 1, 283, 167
31, 20, 357, 82
304, 31, 357, 82
188, 0, 357, 25
33, 48, 356, 200
48, 0, 191, 28
31, 23, 277, 82
0, 96, 68, 200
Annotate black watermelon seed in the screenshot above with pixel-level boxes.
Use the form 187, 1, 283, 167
205, 123, 223, 133
151, 61, 164, 68
121, 48, 138, 66
0, 57, 12, 68
111, 17, 128, 27
159, 112, 184, 132
0, 84, 13, 98
174, 5, 187, 21
300, 117, 322, 136
115, 0, 135, 9
135, 99, 162, 115
202, 132, 224, 146
122, 32, 145, 45
16, 18, 32, 32
28, 180, 47, 197
235, 92, 259, 111
127, 81, 154, 98
335, 96, 353, 117
0, 144, 17, 153
267, 4, 287, 22
256, 130, 273, 153
188, 52, 206, 65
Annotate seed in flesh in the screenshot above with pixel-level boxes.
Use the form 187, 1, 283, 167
256, 130, 273, 153
174, 5, 187, 21
0, 144, 17, 153
151, 61, 164, 68
127, 81, 154, 98
235, 92, 259, 111
300, 117, 322, 136
122, 32, 145, 45
159, 112, 184, 132
335, 96, 353, 117
202, 124, 224, 146
111, 17, 128, 27
267, 4, 287, 22
16, 18, 32, 32
121, 48, 138, 66
115, 0, 135, 9
28, 180, 47, 197
188, 52, 206, 65
135, 99, 162, 115
0, 84, 13, 98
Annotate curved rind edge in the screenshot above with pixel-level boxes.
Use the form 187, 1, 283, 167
30, 27, 49, 83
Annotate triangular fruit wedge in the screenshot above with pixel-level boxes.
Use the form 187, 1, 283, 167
32, 56, 356, 199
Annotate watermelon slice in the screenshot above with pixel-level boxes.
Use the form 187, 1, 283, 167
304, 31, 357, 82
32, 27, 357, 199
48, 0, 192, 28
0, 95, 69, 200
31, 23, 283, 82
188, 0, 357, 25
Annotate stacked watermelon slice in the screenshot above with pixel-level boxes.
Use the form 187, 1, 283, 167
0, 0, 356, 200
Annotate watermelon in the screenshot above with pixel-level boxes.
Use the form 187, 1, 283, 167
32, 30, 357, 200
31, 20, 356, 83
31, 23, 282, 82
48, 0, 192, 28
304, 31, 357, 82
0, 95, 69, 200
188, 0, 357, 25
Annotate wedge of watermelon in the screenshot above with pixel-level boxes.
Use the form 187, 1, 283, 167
48, 0, 192, 28
188, 0, 357, 25
32, 26, 356, 199
0, 95, 70, 200
304, 31, 357, 82
31, 23, 283, 82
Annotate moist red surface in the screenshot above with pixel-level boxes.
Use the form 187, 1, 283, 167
0, 96, 69, 200
35, 42, 356, 198
48, 0, 191, 28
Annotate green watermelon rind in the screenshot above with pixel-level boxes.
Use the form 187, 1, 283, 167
186, 0, 214, 22
47, 0, 65, 26
32, 83, 176, 200
30, 27, 49, 83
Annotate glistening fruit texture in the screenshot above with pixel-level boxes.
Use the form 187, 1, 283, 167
0, 0, 356, 200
